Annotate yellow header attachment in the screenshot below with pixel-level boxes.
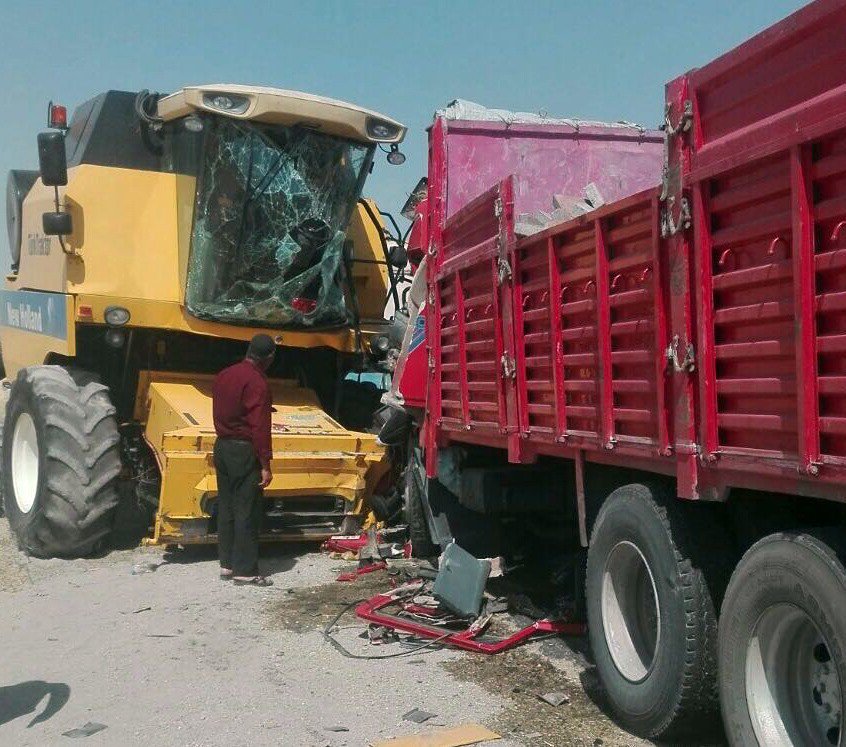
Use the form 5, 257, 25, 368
157, 84, 406, 144
139, 371, 389, 545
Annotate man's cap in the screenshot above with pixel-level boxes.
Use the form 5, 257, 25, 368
247, 334, 276, 360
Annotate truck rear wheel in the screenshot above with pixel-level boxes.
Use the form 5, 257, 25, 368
719, 532, 846, 747
2, 366, 122, 557
585, 483, 724, 739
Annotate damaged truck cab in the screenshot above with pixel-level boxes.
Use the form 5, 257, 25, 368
2, 84, 407, 556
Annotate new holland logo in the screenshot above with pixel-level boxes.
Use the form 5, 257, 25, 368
5, 302, 43, 333
26, 233, 51, 256
0, 290, 67, 340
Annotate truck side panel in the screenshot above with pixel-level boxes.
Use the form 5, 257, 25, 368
424, 0, 846, 503
679, 0, 846, 493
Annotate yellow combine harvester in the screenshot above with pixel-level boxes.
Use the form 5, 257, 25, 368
1, 85, 408, 557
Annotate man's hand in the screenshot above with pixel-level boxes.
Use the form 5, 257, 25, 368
259, 467, 272, 489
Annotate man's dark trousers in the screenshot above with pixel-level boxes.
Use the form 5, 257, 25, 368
214, 438, 262, 576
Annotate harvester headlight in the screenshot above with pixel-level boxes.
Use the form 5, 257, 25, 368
365, 117, 401, 142
203, 92, 250, 115
104, 306, 130, 326
105, 328, 126, 349
387, 144, 406, 166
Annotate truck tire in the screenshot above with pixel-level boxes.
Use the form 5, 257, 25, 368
719, 532, 846, 747
2, 366, 122, 557
0, 377, 11, 516
405, 447, 438, 558
585, 483, 725, 739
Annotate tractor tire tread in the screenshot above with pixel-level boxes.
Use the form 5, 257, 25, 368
2, 365, 121, 557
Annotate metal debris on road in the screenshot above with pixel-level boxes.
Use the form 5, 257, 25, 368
402, 708, 437, 724
355, 583, 584, 655
367, 624, 400, 645
537, 691, 570, 707
336, 561, 388, 582
62, 722, 107, 738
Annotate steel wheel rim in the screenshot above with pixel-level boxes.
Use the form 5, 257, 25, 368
601, 540, 661, 682
11, 412, 39, 514
745, 603, 842, 746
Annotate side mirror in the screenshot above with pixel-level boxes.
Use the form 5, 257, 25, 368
400, 177, 428, 221
43, 211, 73, 236
37, 132, 68, 187
389, 243, 407, 268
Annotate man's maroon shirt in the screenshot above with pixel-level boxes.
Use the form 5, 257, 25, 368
212, 359, 273, 469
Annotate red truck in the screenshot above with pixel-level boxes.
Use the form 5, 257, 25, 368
388, 1, 846, 744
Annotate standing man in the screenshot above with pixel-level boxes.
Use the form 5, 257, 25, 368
212, 334, 276, 586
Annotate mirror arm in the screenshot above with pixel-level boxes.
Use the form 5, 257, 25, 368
402, 219, 415, 244
378, 210, 403, 244
51, 186, 73, 255
358, 199, 401, 313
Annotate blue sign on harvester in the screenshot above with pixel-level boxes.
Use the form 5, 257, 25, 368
0, 290, 68, 340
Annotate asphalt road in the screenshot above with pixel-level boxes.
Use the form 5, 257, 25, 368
0, 519, 657, 747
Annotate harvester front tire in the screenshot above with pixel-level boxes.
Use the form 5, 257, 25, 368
585, 483, 727, 740
2, 366, 121, 557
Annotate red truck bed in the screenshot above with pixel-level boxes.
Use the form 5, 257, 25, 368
424, 0, 846, 505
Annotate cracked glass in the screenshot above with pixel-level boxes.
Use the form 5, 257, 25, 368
185, 117, 372, 328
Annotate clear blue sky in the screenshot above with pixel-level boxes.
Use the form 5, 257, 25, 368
1, 0, 806, 267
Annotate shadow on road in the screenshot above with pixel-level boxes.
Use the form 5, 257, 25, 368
0, 680, 70, 727
162, 542, 316, 579
576, 665, 728, 747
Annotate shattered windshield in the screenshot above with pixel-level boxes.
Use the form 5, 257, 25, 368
185, 117, 372, 328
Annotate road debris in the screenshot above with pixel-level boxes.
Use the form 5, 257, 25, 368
371, 723, 500, 747
337, 561, 388, 582
402, 708, 437, 724
62, 722, 107, 738
120, 605, 152, 615
323, 532, 372, 556
537, 691, 570, 707
432, 543, 491, 618
346, 546, 585, 656
130, 561, 161, 575
367, 624, 400, 645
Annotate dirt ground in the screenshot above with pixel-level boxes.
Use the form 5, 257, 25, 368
0, 517, 675, 747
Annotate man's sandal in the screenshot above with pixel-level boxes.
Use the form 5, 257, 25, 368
233, 576, 273, 587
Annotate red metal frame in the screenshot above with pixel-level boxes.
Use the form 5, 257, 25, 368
420, 0, 846, 506
355, 592, 584, 654
337, 562, 388, 583
424, 118, 447, 475
791, 144, 821, 475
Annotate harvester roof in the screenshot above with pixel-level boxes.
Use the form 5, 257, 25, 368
157, 84, 406, 145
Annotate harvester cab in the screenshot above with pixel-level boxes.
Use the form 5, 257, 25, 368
2, 85, 408, 557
